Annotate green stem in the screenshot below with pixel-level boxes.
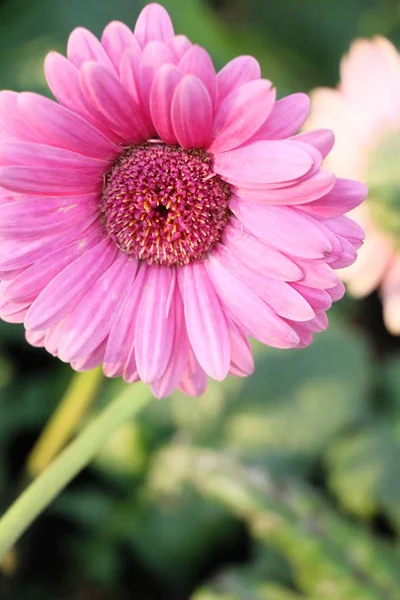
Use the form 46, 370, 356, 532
0, 384, 152, 560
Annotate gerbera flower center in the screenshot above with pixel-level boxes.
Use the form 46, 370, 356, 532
366, 133, 400, 241
101, 143, 231, 265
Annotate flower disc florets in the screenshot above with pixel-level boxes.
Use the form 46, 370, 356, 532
102, 143, 231, 266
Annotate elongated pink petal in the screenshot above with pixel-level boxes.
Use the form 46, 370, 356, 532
222, 221, 303, 281
26, 329, 46, 348
292, 129, 335, 158
290, 283, 332, 311
119, 48, 142, 103
0, 140, 107, 176
150, 64, 182, 144
323, 215, 365, 248
179, 263, 230, 380
139, 40, 175, 118
235, 170, 336, 204
214, 140, 313, 185
178, 350, 208, 396
327, 281, 346, 301
230, 195, 333, 259
44, 52, 93, 120
151, 290, 189, 398
5, 227, 102, 303
101, 21, 140, 71
217, 56, 261, 103
103, 265, 147, 377
168, 35, 192, 61
300, 179, 368, 217
172, 75, 213, 149
58, 254, 137, 361
0, 165, 100, 195
0, 193, 98, 239
134, 3, 174, 48
206, 255, 300, 349
25, 238, 117, 331
178, 45, 217, 105
67, 27, 114, 70
72, 341, 107, 372
293, 258, 339, 289
0, 222, 98, 272
0, 92, 31, 140
80, 62, 150, 142
135, 266, 175, 383
214, 244, 314, 321
209, 80, 275, 153
17, 92, 119, 160
249, 93, 311, 142
228, 318, 254, 377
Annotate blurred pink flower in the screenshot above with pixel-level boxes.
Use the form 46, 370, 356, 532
306, 36, 400, 333
0, 3, 365, 397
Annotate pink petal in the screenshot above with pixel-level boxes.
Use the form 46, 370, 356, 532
25, 237, 117, 331
230, 195, 333, 259
44, 318, 68, 356
58, 254, 137, 361
5, 227, 102, 303
139, 40, 175, 118
228, 318, 254, 377
168, 35, 192, 61
234, 170, 336, 204
209, 80, 275, 153
217, 56, 261, 104
80, 62, 150, 143
150, 64, 182, 144
327, 281, 346, 301
213, 244, 314, 321
205, 254, 300, 349
0, 165, 100, 195
290, 283, 332, 312
0, 193, 98, 239
292, 129, 335, 158
300, 179, 368, 218
134, 3, 174, 48
0, 222, 98, 272
294, 258, 339, 289
101, 21, 140, 71
249, 93, 311, 142
323, 215, 365, 249
172, 75, 213, 149
135, 266, 175, 383
67, 27, 114, 70
0, 91, 31, 140
103, 264, 147, 377
26, 329, 46, 348
151, 290, 189, 398
0, 140, 107, 176
179, 263, 230, 380
213, 140, 313, 185
222, 221, 303, 282
17, 92, 120, 160
72, 341, 107, 372
44, 52, 93, 120
178, 350, 208, 396
119, 48, 142, 104
178, 45, 217, 106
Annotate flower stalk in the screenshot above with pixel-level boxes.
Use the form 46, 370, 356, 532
0, 384, 152, 561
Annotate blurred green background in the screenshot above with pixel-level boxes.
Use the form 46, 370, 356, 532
1, 0, 400, 598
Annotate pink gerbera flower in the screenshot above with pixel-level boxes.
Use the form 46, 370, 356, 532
306, 37, 400, 333
0, 3, 366, 397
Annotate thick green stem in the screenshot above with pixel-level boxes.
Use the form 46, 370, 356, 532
0, 384, 152, 560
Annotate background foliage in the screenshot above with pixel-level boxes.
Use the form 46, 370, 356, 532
1, 0, 400, 598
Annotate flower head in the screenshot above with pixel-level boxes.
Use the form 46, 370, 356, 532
306, 36, 400, 333
0, 3, 366, 397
